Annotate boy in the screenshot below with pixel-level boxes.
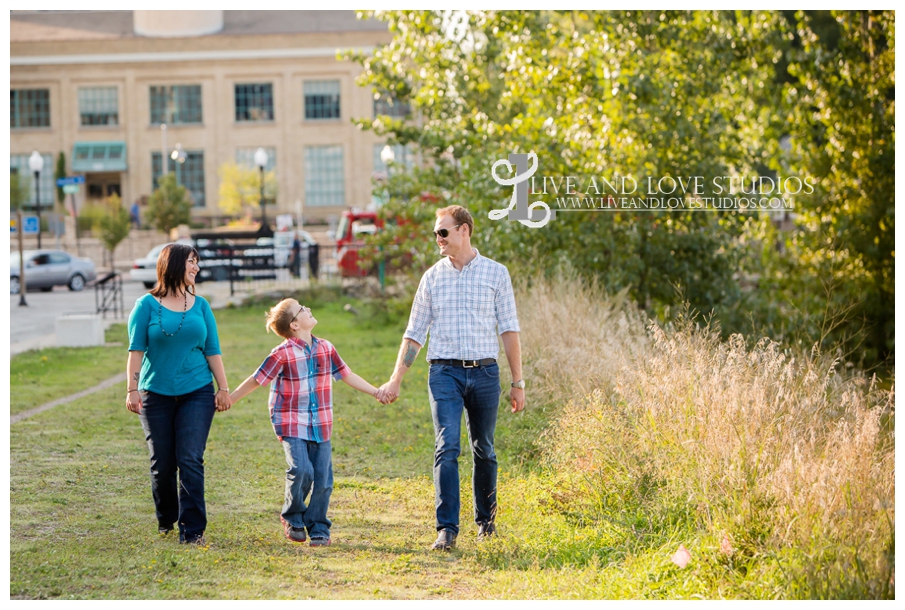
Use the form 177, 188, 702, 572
230, 298, 383, 546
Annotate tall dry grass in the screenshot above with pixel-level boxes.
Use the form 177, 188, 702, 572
517, 273, 894, 598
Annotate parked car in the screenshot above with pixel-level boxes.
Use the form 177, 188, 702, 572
131, 243, 168, 289
10, 249, 97, 294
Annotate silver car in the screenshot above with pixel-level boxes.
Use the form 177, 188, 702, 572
10, 249, 97, 294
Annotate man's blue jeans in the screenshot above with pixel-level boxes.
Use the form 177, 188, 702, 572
428, 362, 502, 535
138, 382, 216, 543
280, 436, 333, 539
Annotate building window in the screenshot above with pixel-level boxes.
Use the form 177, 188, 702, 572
10, 89, 50, 128
78, 87, 119, 126
152, 151, 205, 208
150, 85, 202, 125
373, 143, 415, 175
236, 147, 276, 172
304, 80, 340, 120
304, 146, 344, 206
234, 84, 274, 122
10, 153, 54, 207
373, 95, 410, 118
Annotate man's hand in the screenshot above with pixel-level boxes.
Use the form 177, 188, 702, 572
378, 379, 401, 404
509, 387, 525, 413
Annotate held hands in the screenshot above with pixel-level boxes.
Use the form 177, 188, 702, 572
215, 388, 232, 412
375, 379, 401, 405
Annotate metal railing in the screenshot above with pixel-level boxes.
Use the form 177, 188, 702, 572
95, 271, 124, 318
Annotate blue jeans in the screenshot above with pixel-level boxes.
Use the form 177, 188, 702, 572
138, 382, 216, 543
428, 363, 502, 535
280, 437, 333, 539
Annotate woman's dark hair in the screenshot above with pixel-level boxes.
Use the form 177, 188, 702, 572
150, 243, 200, 297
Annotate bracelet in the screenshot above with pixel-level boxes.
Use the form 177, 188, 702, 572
217, 388, 230, 393
127, 389, 139, 394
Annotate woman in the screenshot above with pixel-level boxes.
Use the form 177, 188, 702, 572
126, 243, 231, 544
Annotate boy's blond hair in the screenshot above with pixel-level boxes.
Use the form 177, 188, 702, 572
265, 299, 300, 339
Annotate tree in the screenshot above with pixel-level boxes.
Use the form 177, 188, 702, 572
10, 172, 30, 211
771, 10, 894, 364
146, 173, 192, 235
350, 10, 785, 320
217, 162, 277, 218
54, 152, 66, 207
95, 193, 131, 272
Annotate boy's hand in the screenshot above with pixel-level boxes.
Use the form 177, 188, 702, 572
378, 380, 401, 404
375, 388, 391, 404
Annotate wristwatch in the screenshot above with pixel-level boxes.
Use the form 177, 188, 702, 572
511, 379, 526, 389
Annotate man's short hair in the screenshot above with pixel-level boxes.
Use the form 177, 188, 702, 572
436, 205, 474, 237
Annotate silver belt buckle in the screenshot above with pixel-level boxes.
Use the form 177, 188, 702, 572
462, 360, 476, 368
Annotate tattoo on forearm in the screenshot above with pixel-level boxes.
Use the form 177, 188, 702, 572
403, 344, 418, 368
132, 373, 139, 384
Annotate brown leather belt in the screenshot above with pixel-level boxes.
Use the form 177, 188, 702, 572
429, 358, 496, 368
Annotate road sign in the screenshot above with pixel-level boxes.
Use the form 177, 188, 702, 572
62, 184, 80, 195
10, 215, 39, 234
56, 175, 85, 187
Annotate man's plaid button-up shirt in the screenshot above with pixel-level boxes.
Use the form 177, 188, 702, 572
254, 336, 350, 442
404, 249, 520, 361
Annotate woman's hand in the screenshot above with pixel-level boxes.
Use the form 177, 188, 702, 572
215, 389, 232, 412
126, 391, 142, 414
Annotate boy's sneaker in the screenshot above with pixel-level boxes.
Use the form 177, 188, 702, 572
309, 537, 331, 547
281, 517, 307, 543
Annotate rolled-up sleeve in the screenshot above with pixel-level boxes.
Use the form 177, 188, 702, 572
201, 299, 222, 356
495, 267, 520, 335
329, 345, 351, 380
403, 273, 433, 346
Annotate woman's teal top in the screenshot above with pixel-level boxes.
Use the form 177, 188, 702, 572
128, 293, 222, 396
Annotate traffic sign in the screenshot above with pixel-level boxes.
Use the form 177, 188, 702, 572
56, 175, 85, 187
62, 184, 80, 195
10, 215, 39, 234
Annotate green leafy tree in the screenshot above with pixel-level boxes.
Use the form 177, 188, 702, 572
146, 173, 192, 235
54, 152, 66, 207
767, 10, 895, 365
95, 193, 131, 272
350, 10, 786, 321
10, 172, 30, 211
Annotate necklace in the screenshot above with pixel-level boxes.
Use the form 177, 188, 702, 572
158, 291, 188, 337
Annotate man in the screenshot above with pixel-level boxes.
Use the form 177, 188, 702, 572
379, 205, 526, 551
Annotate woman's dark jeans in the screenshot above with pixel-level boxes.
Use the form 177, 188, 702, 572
138, 383, 216, 543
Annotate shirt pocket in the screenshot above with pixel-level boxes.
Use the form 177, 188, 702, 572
471, 280, 497, 320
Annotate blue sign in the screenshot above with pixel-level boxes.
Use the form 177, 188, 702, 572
10, 215, 39, 235
56, 175, 85, 187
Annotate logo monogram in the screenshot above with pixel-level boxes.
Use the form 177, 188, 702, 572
489, 152, 555, 228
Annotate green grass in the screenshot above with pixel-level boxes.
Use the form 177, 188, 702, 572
10, 298, 842, 599
10, 324, 128, 416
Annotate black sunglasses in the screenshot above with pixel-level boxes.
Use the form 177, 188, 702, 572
433, 223, 463, 239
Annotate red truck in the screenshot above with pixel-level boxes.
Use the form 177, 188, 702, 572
333, 209, 383, 277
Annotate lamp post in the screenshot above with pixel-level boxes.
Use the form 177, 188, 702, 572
254, 147, 269, 231
16, 207, 27, 307
161, 124, 168, 176
29, 151, 44, 249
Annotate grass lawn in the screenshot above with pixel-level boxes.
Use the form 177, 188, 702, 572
10, 297, 801, 599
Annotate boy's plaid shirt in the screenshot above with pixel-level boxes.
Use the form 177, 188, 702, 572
254, 335, 350, 442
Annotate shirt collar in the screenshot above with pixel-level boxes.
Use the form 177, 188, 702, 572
288, 335, 318, 351
442, 247, 481, 271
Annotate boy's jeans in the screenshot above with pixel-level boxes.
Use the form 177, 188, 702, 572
428, 362, 502, 535
280, 436, 333, 539
138, 382, 216, 543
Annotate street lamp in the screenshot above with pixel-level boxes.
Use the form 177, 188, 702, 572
29, 151, 44, 248
160, 124, 168, 176
380, 144, 395, 167
254, 147, 269, 231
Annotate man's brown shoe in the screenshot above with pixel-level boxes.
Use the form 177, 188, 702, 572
430, 529, 457, 551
